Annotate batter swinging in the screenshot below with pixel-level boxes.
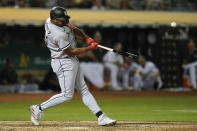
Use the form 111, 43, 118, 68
29, 6, 116, 126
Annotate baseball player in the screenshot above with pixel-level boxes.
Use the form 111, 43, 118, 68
103, 43, 130, 90
127, 58, 140, 90
29, 6, 116, 126
183, 42, 197, 89
134, 56, 163, 90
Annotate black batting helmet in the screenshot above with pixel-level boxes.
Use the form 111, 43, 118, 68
50, 6, 70, 24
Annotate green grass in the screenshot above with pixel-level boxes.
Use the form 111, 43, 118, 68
0, 96, 197, 122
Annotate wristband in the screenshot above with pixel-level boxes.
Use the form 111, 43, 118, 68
69, 23, 76, 29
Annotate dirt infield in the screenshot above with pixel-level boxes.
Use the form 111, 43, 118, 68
0, 90, 197, 102
0, 121, 197, 131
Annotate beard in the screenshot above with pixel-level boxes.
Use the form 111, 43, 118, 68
59, 18, 69, 27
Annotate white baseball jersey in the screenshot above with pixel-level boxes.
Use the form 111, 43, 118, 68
44, 18, 76, 58
103, 51, 129, 90
138, 61, 158, 77
103, 51, 124, 64
133, 61, 162, 90
130, 62, 140, 73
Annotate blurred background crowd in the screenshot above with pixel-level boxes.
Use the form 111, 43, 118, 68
0, 0, 197, 11
0, 0, 197, 93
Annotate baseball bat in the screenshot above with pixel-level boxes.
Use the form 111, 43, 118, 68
98, 45, 138, 59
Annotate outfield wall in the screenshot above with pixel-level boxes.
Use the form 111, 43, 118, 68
0, 8, 197, 26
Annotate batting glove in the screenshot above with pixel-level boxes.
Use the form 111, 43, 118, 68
85, 36, 95, 45
88, 42, 98, 50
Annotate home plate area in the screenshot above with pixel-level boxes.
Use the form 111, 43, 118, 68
0, 121, 197, 131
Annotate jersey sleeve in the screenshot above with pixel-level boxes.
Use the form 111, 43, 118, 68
142, 62, 157, 75
103, 52, 116, 63
151, 63, 159, 73
118, 56, 124, 64
57, 33, 70, 51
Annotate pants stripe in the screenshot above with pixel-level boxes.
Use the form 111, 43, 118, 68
40, 94, 64, 107
59, 60, 66, 91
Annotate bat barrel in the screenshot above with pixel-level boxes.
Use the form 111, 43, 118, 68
98, 44, 138, 58
98, 45, 113, 52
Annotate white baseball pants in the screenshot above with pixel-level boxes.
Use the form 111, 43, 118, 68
40, 57, 101, 114
105, 63, 129, 90
133, 73, 162, 90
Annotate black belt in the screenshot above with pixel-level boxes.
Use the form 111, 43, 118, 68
51, 57, 69, 59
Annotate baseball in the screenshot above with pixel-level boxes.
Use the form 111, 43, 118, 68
170, 21, 177, 27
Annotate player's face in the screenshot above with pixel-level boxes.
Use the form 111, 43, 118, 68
138, 58, 146, 66
56, 19, 66, 27
115, 45, 122, 51
52, 19, 67, 27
